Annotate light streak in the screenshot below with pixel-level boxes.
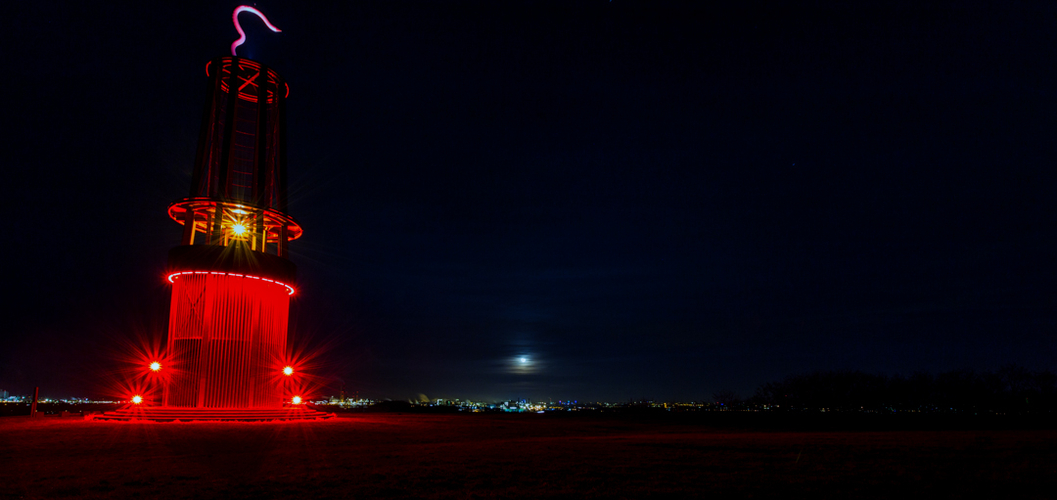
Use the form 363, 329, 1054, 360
231, 6, 281, 57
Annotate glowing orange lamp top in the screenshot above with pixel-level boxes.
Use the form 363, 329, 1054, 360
166, 4, 300, 294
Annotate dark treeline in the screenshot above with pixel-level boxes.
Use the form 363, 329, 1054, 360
748, 366, 1057, 414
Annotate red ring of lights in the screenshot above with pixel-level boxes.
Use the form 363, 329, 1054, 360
205, 58, 290, 102
167, 271, 295, 296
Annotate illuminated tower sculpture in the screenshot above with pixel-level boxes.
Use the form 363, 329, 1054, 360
91, 7, 331, 421
162, 8, 302, 411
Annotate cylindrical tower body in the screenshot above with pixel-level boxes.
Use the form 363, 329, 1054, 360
163, 56, 302, 409
166, 273, 290, 408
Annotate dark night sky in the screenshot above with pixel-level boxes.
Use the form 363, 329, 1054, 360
4, 1, 1056, 402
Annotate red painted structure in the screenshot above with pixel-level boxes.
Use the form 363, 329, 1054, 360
161, 54, 302, 410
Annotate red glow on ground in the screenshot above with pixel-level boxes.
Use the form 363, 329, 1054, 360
9, 416, 1057, 498
167, 271, 295, 295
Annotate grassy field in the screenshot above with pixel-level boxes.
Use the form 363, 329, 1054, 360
2, 412, 1055, 499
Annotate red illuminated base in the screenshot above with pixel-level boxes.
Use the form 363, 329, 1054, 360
165, 269, 291, 409
87, 406, 334, 422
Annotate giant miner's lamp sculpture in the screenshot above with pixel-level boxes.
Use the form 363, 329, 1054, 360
94, 6, 332, 421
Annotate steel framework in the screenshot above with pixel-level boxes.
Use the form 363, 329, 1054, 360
161, 55, 302, 409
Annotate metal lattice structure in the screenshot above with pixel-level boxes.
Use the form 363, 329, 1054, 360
161, 55, 301, 409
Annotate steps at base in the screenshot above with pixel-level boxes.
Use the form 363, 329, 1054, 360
87, 407, 335, 422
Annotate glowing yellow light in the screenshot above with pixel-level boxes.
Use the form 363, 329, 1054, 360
292, 395, 302, 405
132, 395, 143, 404
283, 366, 294, 376
149, 362, 161, 372
232, 223, 247, 235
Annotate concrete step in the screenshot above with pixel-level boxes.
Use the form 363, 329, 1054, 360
88, 406, 335, 422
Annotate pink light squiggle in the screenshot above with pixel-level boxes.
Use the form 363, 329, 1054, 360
231, 5, 281, 57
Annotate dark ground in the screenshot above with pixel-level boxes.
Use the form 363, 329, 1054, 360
2, 412, 1056, 499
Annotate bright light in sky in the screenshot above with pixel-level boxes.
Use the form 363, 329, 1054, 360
292, 395, 302, 405
519, 357, 529, 364
149, 362, 161, 371
132, 395, 142, 404
283, 366, 294, 376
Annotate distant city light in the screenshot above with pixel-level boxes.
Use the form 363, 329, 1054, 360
283, 366, 294, 376
132, 395, 143, 404
150, 361, 161, 372
292, 395, 302, 405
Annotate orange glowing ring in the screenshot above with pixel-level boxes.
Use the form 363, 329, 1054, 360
168, 271, 295, 296
167, 198, 303, 242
